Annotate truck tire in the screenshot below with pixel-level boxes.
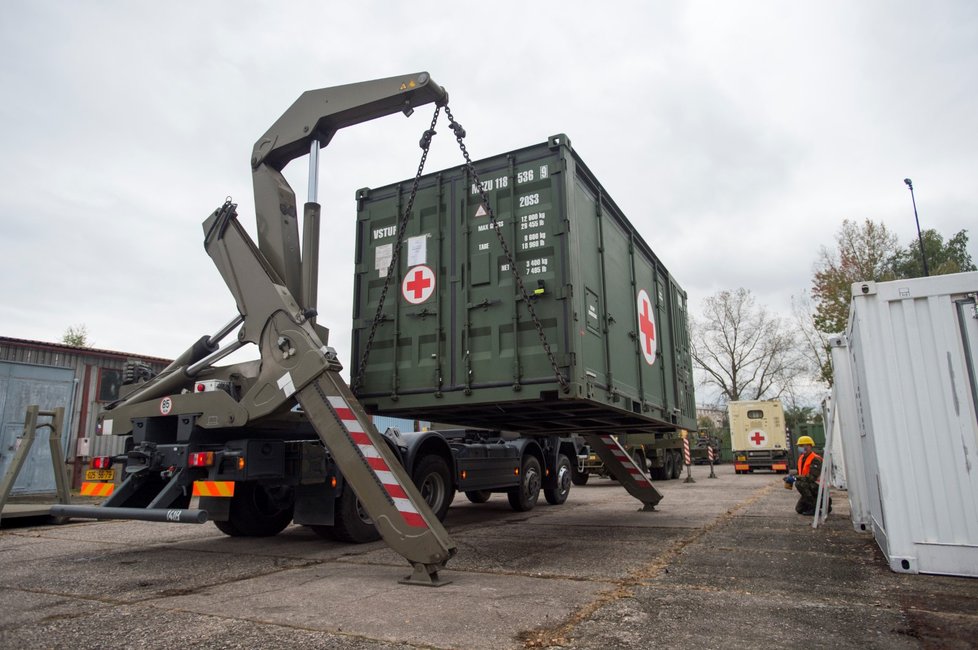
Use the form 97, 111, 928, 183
412, 454, 454, 521
213, 483, 294, 537
663, 451, 676, 481
671, 450, 684, 479
544, 454, 572, 505
465, 490, 492, 503
507, 454, 542, 512
649, 455, 669, 481
570, 463, 590, 486
328, 486, 381, 544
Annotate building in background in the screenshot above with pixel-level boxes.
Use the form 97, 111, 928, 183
0, 337, 170, 492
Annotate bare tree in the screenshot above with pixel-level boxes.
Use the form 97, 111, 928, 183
691, 288, 805, 403
791, 293, 831, 385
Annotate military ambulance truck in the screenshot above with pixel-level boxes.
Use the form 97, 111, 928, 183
728, 399, 789, 473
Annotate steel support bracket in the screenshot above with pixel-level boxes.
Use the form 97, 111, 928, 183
399, 562, 452, 588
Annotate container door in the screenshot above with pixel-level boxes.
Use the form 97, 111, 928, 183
458, 155, 564, 391
0, 362, 75, 495
353, 177, 451, 398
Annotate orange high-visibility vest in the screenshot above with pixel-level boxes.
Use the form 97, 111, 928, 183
798, 452, 822, 477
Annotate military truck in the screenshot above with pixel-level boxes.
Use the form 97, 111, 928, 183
574, 430, 718, 483
54, 72, 696, 585
728, 399, 789, 473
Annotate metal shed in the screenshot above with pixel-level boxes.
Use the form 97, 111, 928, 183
0, 337, 170, 492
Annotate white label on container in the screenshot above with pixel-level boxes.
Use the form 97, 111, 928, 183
407, 235, 427, 267
102, 419, 113, 435
375, 243, 393, 277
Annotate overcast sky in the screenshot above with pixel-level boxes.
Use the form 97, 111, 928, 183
2, 1, 975, 400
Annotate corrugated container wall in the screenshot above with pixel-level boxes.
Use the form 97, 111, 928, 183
829, 336, 871, 531
843, 272, 978, 577
350, 135, 696, 435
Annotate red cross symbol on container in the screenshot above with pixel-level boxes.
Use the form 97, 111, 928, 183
402, 265, 435, 305
636, 289, 657, 365
749, 430, 766, 446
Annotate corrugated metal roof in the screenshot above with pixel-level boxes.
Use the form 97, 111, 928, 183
0, 336, 172, 364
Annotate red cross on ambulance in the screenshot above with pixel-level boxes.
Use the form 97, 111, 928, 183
749, 430, 767, 447
636, 289, 657, 365
402, 265, 435, 304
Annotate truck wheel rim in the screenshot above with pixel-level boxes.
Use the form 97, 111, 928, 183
524, 467, 541, 497
419, 472, 446, 512
557, 465, 570, 496
355, 498, 374, 525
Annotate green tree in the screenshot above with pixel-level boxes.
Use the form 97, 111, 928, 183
697, 415, 718, 436
61, 324, 91, 347
811, 219, 899, 338
784, 404, 816, 436
890, 229, 975, 279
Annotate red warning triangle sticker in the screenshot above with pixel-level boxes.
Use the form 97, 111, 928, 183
474, 204, 488, 218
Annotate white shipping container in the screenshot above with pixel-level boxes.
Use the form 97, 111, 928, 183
844, 272, 978, 577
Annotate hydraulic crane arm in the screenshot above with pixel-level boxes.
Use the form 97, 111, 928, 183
104, 73, 456, 585
250, 73, 447, 308
252, 72, 448, 172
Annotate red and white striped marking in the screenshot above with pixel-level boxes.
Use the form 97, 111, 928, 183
326, 395, 427, 528
683, 437, 691, 465
708, 446, 716, 463
598, 435, 652, 486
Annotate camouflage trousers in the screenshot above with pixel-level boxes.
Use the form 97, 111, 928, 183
794, 479, 819, 515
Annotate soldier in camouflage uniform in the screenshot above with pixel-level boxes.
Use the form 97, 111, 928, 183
784, 435, 829, 516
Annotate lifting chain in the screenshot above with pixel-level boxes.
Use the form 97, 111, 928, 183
352, 105, 569, 395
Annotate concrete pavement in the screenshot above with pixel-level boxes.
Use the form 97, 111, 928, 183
1, 464, 975, 649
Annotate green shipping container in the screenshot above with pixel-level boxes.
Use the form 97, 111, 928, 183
351, 134, 696, 435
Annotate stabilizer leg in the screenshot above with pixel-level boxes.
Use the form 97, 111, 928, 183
297, 373, 456, 578
584, 433, 663, 510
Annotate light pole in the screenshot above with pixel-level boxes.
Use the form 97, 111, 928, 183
904, 178, 930, 277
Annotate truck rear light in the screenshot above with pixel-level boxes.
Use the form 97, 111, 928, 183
514, 467, 520, 476
188, 451, 215, 467
91, 456, 112, 469
330, 476, 337, 488
237, 457, 245, 470
196, 383, 206, 392
460, 470, 467, 480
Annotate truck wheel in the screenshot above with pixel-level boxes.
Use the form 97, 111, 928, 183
329, 486, 381, 544
507, 455, 542, 512
663, 452, 676, 481
570, 462, 590, 486
671, 451, 684, 479
412, 454, 454, 521
544, 454, 572, 505
213, 483, 294, 537
649, 457, 669, 481
465, 490, 492, 503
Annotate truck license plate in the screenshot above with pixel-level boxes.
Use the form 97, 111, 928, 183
85, 469, 115, 481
